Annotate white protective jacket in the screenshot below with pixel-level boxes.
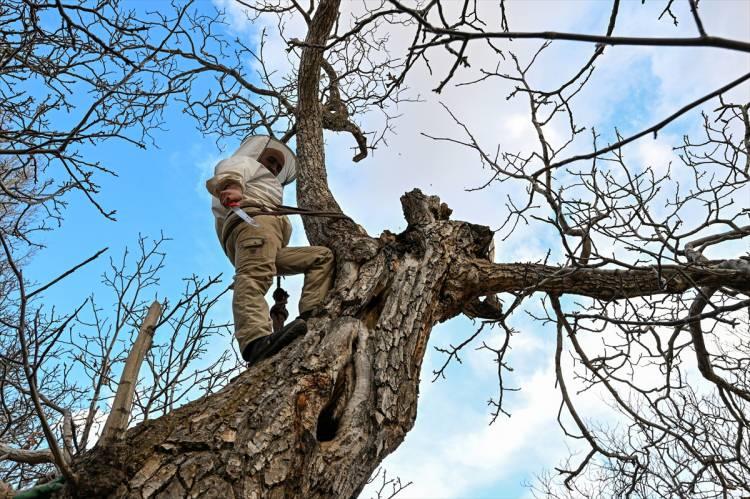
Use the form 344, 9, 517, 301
206, 135, 297, 240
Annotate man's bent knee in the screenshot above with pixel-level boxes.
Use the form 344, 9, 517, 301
313, 246, 334, 265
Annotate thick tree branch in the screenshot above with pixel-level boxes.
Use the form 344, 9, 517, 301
0, 444, 54, 466
296, 0, 361, 247
452, 259, 750, 300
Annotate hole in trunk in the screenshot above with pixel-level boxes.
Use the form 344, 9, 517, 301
316, 404, 339, 442
362, 290, 387, 330
315, 360, 354, 442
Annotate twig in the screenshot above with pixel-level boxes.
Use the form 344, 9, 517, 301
27, 247, 108, 299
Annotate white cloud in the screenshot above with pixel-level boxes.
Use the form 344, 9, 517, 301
633, 133, 679, 175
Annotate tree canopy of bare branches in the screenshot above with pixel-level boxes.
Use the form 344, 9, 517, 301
0, 0, 748, 498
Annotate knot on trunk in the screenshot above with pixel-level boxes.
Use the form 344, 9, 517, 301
401, 189, 452, 226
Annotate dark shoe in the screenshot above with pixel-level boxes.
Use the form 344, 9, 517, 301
266, 318, 307, 353
242, 319, 308, 367
241, 335, 274, 365
298, 307, 323, 321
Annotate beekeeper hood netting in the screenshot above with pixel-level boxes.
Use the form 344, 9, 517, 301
234, 135, 297, 186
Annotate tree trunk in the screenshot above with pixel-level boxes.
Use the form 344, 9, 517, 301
59, 185, 750, 498
65, 190, 493, 498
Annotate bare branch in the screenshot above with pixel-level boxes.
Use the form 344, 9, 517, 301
0, 444, 54, 466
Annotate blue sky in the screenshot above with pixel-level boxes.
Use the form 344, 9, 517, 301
22, 0, 750, 497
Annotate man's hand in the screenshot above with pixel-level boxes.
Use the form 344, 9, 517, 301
219, 184, 243, 207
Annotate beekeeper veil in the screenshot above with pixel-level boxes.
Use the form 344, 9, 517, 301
235, 135, 297, 185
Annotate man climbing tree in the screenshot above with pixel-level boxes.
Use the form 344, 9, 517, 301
205, 135, 334, 366
1, 0, 748, 497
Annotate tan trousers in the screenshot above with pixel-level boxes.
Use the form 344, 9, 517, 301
223, 215, 334, 352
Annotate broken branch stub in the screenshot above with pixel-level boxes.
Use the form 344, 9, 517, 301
99, 300, 162, 446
